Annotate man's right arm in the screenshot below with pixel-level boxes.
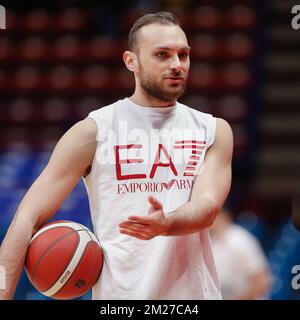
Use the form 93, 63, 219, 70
0, 118, 97, 300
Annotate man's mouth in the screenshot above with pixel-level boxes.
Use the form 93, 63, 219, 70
164, 77, 184, 82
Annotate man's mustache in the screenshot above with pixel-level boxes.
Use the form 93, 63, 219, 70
164, 71, 186, 79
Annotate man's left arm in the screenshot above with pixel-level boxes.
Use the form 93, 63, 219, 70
119, 118, 233, 239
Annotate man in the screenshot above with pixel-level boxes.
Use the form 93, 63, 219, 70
0, 11, 233, 300
211, 208, 273, 299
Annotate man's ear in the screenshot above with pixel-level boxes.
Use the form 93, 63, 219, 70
123, 51, 139, 73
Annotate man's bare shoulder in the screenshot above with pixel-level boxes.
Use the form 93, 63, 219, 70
67, 117, 98, 141
49, 117, 98, 162
215, 118, 233, 145
216, 118, 232, 135
46, 118, 98, 178
205, 117, 233, 159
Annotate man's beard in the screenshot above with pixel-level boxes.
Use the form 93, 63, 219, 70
139, 69, 187, 102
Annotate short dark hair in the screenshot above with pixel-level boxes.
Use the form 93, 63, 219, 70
128, 11, 180, 52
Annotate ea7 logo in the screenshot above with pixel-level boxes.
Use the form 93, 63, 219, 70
0, 265, 5, 289
291, 5, 300, 30
291, 265, 300, 289
0, 5, 5, 29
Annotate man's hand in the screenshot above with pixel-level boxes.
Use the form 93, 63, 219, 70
119, 118, 233, 239
119, 196, 170, 240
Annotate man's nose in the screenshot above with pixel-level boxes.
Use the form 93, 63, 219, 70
169, 55, 181, 72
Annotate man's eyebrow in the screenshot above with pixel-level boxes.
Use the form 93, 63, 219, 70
154, 46, 191, 51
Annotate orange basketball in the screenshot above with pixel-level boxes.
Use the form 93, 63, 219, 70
25, 220, 103, 300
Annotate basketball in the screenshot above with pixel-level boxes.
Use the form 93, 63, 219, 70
24, 220, 103, 300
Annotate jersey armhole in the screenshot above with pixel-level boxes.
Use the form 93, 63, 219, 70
83, 114, 101, 181
207, 116, 217, 148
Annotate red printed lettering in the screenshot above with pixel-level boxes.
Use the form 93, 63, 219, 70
114, 144, 147, 181
150, 144, 178, 179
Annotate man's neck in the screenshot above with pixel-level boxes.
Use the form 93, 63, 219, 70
129, 91, 176, 108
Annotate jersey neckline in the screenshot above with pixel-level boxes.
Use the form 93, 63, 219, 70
124, 97, 179, 115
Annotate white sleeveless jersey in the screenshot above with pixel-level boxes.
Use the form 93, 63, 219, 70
83, 98, 221, 300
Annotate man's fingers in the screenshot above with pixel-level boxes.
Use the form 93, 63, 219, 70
148, 195, 163, 210
119, 221, 149, 230
119, 228, 150, 240
127, 216, 151, 224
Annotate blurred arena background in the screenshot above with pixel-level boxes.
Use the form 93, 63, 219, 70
0, 0, 299, 299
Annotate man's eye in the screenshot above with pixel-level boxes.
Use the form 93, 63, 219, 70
157, 52, 167, 58
179, 52, 189, 59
